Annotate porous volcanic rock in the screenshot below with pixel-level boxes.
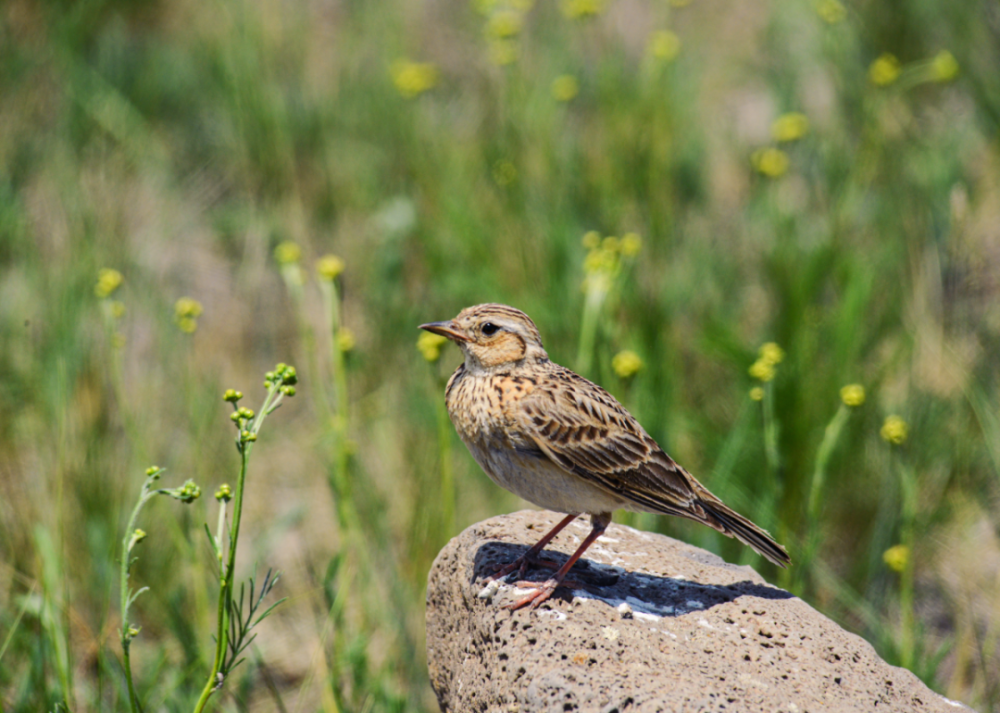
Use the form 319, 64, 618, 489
426, 510, 969, 713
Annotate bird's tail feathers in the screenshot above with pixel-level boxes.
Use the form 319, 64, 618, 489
697, 496, 791, 568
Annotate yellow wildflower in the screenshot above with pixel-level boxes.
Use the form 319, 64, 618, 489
752, 147, 789, 178
582, 231, 601, 250
612, 350, 643, 379
883, 544, 909, 573
486, 10, 523, 38
489, 39, 519, 66
175, 297, 203, 319
392, 60, 439, 98
649, 30, 681, 62
418, 331, 448, 362
749, 359, 776, 382
273, 241, 301, 265
930, 50, 958, 82
839, 384, 865, 407
749, 386, 765, 401
175, 297, 203, 334
583, 248, 617, 275
880, 415, 908, 445
816, 0, 845, 24
759, 342, 784, 366
560, 0, 605, 19
620, 233, 642, 257
771, 112, 809, 142
316, 254, 346, 281
337, 328, 356, 353
95, 268, 123, 298
869, 53, 901, 86
112, 333, 126, 349
601, 236, 620, 253
551, 74, 579, 102
109, 300, 126, 319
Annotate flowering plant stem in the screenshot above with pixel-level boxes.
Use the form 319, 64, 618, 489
320, 278, 356, 535
194, 378, 290, 713
119, 467, 201, 712
119, 487, 154, 713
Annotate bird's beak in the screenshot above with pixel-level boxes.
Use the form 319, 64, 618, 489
419, 320, 470, 343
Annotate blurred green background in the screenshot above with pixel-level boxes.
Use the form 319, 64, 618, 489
2, 0, 1000, 710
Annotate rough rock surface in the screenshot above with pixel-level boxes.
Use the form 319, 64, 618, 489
426, 510, 969, 713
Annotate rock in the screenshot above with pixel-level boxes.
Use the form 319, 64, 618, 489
425, 510, 970, 713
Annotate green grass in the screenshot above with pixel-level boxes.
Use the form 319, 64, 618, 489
2, 0, 1000, 709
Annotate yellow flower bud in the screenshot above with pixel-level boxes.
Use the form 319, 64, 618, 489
418, 331, 448, 362
752, 148, 790, 178
649, 30, 681, 61
620, 233, 642, 257
758, 342, 785, 366
273, 241, 302, 265
749, 359, 776, 382
551, 75, 579, 102
175, 297, 203, 319
612, 350, 643, 379
316, 254, 345, 281
337, 328, 356, 353
869, 53, 901, 86
486, 10, 523, 39
95, 268, 123, 298
882, 544, 909, 572
839, 384, 865, 407
749, 386, 765, 401
930, 50, 958, 82
880, 415, 908, 445
771, 112, 810, 142
391, 60, 438, 98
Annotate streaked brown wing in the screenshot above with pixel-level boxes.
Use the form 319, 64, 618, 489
516, 366, 701, 516
516, 365, 791, 567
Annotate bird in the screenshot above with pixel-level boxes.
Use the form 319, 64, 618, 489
420, 303, 789, 610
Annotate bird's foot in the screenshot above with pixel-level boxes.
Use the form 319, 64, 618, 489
503, 577, 578, 611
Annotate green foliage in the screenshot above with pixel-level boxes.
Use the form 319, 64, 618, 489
1, 0, 999, 710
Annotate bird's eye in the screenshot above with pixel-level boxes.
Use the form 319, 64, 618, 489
481, 322, 500, 336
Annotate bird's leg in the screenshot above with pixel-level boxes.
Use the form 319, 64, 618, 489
488, 513, 579, 582
506, 513, 610, 611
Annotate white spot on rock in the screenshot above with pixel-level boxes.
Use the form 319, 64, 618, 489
477, 580, 500, 601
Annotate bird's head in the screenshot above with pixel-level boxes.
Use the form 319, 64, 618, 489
420, 304, 549, 371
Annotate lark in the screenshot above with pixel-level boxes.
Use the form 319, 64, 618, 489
421, 304, 789, 610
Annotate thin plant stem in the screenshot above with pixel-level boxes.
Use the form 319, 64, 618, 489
796, 403, 851, 590
194, 382, 286, 713
119, 491, 150, 713
898, 460, 917, 670
576, 286, 603, 377
320, 278, 356, 535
